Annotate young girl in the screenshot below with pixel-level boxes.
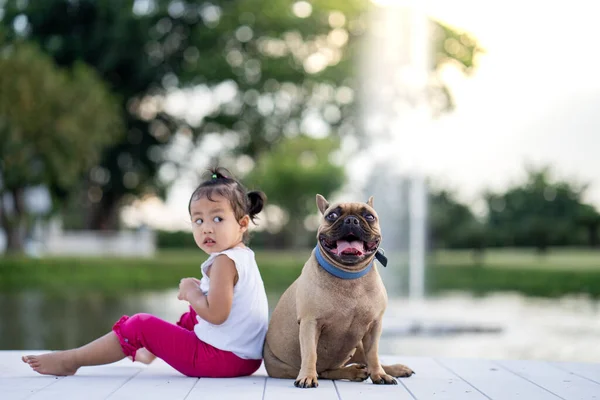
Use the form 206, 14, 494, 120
22, 168, 269, 378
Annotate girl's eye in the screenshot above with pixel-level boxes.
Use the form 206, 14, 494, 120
326, 212, 338, 221
194, 218, 203, 225
213, 216, 223, 223
365, 214, 375, 221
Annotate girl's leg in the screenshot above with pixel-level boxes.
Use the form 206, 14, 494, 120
132, 306, 198, 365
22, 312, 191, 376
115, 313, 259, 377
131, 348, 156, 364
23, 312, 262, 378
22, 331, 124, 376
114, 313, 208, 377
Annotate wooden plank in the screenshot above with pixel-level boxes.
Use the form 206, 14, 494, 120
187, 375, 266, 400
498, 359, 600, 400
255, 362, 268, 377
261, 356, 411, 400
336, 379, 414, 400
0, 375, 64, 400
264, 376, 338, 400
330, 357, 414, 400
3, 352, 600, 400
552, 361, 600, 384
438, 357, 562, 399
26, 364, 143, 400
0, 351, 65, 400
106, 359, 198, 400
381, 356, 488, 400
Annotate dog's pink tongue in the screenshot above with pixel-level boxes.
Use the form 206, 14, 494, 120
337, 240, 364, 255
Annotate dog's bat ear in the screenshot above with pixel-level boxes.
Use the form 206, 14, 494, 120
367, 196, 374, 207
316, 194, 329, 215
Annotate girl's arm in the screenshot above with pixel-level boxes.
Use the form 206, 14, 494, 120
183, 255, 238, 325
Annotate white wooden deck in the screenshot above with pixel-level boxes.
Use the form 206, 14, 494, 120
1, 351, 598, 399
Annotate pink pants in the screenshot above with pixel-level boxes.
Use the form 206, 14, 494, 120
112, 306, 262, 378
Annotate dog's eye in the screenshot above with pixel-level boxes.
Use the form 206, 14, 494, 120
326, 212, 338, 220
365, 214, 375, 221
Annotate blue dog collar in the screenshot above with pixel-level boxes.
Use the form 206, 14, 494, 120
314, 245, 373, 280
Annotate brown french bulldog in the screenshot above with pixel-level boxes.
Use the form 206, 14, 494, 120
263, 194, 414, 388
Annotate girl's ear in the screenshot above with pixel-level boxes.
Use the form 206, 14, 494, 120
239, 215, 250, 231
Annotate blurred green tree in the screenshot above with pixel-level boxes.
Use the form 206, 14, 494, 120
246, 135, 344, 248
0, 0, 483, 230
428, 189, 485, 250
577, 203, 600, 248
485, 166, 594, 252
0, 40, 122, 253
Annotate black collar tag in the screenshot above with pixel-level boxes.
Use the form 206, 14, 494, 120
375, 248, 388, 267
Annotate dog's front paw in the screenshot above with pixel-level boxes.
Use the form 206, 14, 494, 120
370, 373, 398, 385
294, 374, 319, 388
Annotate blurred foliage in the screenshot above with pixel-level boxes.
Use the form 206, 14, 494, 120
428, 189, 485, 249
156, 229, 197, 249
246, 135, 344, 247
0, 0, 483, 235
432, 21, 481, 73
485, 166, 595, 252
430, 20, 483, 112
0, 38, 122, 252
160, 163, 600, 253
157, 228, 314, 250
428, 166, 600, 254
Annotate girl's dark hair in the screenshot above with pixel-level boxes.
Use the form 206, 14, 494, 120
188, 167, 266, 242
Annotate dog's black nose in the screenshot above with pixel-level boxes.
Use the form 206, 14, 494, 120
344, 216, 360, 225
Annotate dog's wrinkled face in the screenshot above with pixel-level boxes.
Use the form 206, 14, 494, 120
316, 194, 381, 267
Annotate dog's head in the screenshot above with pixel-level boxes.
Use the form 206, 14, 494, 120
316, 194, 381, 269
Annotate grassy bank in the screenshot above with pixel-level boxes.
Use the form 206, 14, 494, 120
1, 248, 600, 297
429, 264, 600, 297
0, 250, 307, 295
426, 248, 600, 298
430, 248, 600, 270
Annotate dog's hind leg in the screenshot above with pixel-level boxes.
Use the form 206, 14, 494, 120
263, 341, 299, 379
345, 344, 365, 366
319, 364, 369, 382
346, 343, 414, 378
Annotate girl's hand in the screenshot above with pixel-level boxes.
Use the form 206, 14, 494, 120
178, 278, 201, 301
184, 255, 237, 325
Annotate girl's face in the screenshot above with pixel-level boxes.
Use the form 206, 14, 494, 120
190, 194, 249, 254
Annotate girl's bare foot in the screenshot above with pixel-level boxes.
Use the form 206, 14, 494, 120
22, 352, 78, 376
131, 348, 156, 364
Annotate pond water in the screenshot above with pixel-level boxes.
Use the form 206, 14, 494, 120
1, 290, 598, 363
380, 292, 600, 363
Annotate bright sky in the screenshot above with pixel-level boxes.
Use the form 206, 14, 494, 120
123, 0, 600, 229
354, 0, 600, 208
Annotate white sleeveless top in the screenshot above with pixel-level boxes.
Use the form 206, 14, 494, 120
194, 247, 269, 360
